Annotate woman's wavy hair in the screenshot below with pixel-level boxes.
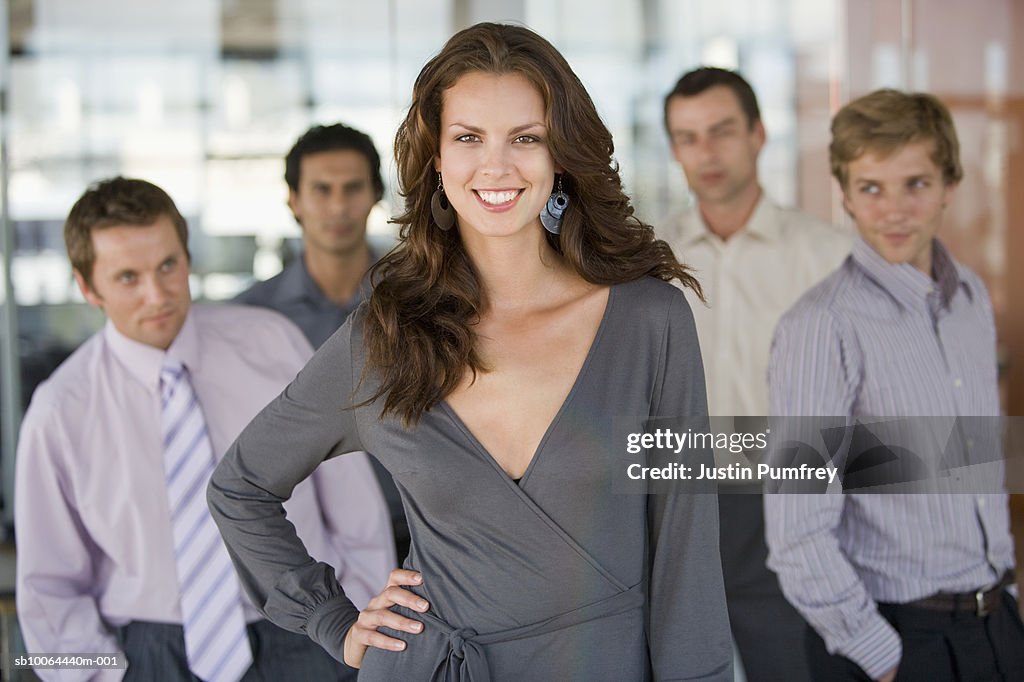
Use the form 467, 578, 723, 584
363, 22, 702, 425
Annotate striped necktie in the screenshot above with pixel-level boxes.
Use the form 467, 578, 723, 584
160, 358, 253, 682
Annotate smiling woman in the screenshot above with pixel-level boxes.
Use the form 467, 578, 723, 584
436, 71, 555, 244
209, 22, 731, 682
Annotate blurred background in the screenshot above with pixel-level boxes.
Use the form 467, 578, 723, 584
0, 0, 1022, 676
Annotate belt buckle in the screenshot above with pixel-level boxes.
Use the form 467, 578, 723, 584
975, 588, 991, 617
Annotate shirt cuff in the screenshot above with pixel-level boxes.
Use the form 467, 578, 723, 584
836, 612, 902, 680
305, 593, 360, 665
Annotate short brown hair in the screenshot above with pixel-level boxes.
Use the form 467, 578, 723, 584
64, 176, 189, 285
663, 66, 761, 134
830, 89, 962, 190
285, 123, 384, 201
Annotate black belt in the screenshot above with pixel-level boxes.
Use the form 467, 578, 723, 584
907, 570, 1015, 617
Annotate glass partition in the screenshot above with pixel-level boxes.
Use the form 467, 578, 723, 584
1, 0, 1021, 543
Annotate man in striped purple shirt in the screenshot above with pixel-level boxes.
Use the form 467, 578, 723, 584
764, 90, 1022, 682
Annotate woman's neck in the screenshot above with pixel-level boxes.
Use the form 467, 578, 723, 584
462, 229, 573, 315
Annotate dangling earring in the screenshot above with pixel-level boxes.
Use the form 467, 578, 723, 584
430, 173, 455, 231
540, 174, 569, 235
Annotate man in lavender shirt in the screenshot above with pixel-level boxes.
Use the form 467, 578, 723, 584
765, 90, 1022, 681
14, 177, 394, 681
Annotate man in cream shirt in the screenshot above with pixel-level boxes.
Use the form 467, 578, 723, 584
659, 66, 850, 681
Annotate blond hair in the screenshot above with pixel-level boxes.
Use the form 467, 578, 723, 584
830, 89, 962, 190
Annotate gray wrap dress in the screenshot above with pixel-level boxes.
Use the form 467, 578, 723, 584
209, 277, 732, 681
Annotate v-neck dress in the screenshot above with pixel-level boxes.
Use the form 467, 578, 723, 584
209, 276, 732, 681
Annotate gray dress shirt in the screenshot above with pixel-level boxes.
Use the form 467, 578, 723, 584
235, 251, 376, 350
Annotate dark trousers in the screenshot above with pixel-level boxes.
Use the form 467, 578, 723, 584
806, 592, 1024, 681
719, 492, 812, 682
116, 619, 356, 681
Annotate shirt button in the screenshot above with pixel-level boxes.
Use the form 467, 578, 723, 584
953, 378, 963, 388
977, 497, 986, 507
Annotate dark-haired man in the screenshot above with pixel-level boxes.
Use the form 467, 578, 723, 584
236, 123, 409, 561
659, 66, 850, 681
15, 177, 392, 681
237, 123, 385, 346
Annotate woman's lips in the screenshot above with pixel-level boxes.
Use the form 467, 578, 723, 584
474, 189, 523, 210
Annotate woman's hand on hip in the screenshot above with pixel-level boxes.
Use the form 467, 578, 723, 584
343, 569, 429, 668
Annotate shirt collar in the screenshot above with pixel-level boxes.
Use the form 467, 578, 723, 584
741, 194, 782, 241
287, 249, 380, 306
104, 307, 200, 392
268, 256, 314, 305
850, 236, 972, 310
674, 191, 779, 246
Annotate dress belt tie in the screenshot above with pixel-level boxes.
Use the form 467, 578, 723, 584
424, 582, 644, 682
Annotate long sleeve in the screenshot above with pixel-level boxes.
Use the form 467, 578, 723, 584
310, 452, 396, 609
763, 306, 902, 679
262, 309, 396, 611
646, 293, 732, 681
15, 397, 125, 682
208, 317, 366, 663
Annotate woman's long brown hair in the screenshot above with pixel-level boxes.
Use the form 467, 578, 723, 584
362, 23, 702, 425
